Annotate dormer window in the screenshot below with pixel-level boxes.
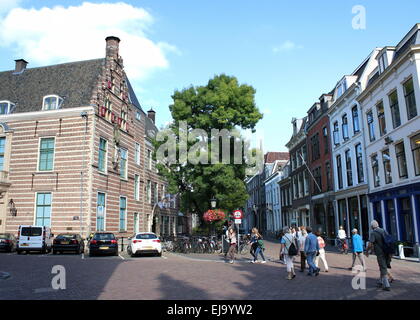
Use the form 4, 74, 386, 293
0, 101, 15, 115
336, 80, 347, 99
378, 53, 388, 74
43, 95, 63, 111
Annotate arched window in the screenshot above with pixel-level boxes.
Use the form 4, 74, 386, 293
352, 106, 360, 134
42, 95, 63, 111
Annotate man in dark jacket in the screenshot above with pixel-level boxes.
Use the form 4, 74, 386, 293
366, 220, 391, 291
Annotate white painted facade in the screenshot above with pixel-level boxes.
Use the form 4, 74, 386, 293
264, 161, 283, 236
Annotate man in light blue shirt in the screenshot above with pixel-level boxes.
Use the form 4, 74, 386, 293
304, 226, 320, 276
349, 229, 366, 271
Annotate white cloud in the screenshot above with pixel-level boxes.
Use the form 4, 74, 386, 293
0, 2, 178, 80
272, 40, 303, 53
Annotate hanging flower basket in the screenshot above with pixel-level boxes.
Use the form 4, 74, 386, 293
203, 209, 225, 223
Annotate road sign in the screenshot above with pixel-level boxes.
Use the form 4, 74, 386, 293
233, 210, 243, 219
235, 219, 242, 225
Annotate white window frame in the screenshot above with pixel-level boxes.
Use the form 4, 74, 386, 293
120, 147, 128, 180
119, 196, 127, 232
33, 192, 53, 227
134, 174, 140, 201
0, 100, 15, 115
98, 137, 108, 174
42, 95, 63, 111
37, 136, 56, 172
135, 142, 141, 166
96, 192, 107, 231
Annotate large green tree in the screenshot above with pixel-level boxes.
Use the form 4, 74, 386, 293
154, 74, 263, 223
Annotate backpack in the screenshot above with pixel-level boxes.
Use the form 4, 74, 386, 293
285, 235, 298, 256
375, 229, 395, 255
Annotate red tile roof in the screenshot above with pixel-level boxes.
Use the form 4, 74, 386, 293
264, 152, 289, 163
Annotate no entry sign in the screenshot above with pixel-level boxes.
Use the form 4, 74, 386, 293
233, 210, 243, 219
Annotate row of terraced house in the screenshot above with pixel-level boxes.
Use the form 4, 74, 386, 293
246, 24, 420, 257
0, 36, 189, 239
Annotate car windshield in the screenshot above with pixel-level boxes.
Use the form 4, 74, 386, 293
21, 227, 42, 237
136, 234, 157, 240
93, 233, 115, 240
0, 234, 10, 239
56, 234, 76, 240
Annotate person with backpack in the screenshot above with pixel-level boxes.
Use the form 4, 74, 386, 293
366, 220, 393, 291
314, 231, 329, 273
304, 226, 320, 277
280, 227, 298, 280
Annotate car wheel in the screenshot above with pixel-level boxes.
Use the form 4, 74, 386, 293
157, 251, 162, 257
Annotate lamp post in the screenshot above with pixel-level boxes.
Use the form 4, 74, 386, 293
210, 197, 217, 209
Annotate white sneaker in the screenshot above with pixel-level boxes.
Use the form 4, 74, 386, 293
261, 261, 267, 264
230, 260, 234, 264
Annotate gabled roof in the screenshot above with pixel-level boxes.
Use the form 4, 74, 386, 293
0, 58, 105, 113
264, 152, 289, 163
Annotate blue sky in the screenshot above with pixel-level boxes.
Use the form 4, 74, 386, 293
1, 0, 420, 152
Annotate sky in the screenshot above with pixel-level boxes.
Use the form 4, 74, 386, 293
1, 0, 420, 152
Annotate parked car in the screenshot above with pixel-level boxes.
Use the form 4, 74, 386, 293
127, 232, 162, 257
0, 233, 17, 252
88, 232, 118, 257
52, 233, 85, 254
16, 225, 53, 254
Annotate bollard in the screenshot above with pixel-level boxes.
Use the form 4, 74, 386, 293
398, 244, 405, 260
417, 244, 420, 263
121, 237, 124, 252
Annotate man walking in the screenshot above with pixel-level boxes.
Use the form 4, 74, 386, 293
348, 229, 366, 271
304, 227, 320, 276
366, 220, 391, 291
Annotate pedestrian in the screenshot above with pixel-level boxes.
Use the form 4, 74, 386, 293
314, 231, 329, 273
280, 227, 297, 280
348, 228, 366, 271
249, 228, 258, 262
298, 228, 308, 272
291, 227, 297, 239
366, 220, 392, 291
254, 230, 266, 264
338, 226, 348, 254
304, 226, 320, 276
278, 230, 285, 264
227, 228, 237, 264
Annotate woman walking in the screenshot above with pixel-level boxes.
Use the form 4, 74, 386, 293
227, 228, 237, 264
253, 229, 266, 264
314, 231, 329, 272
280, 227, 297, 280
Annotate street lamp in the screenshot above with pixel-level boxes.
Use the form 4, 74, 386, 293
210, 197, 217, 209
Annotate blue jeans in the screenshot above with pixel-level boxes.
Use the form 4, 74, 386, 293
306, 252, 318, 274
254, 247, 266, 261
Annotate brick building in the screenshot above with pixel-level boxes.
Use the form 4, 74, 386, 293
0, 36, 181, 238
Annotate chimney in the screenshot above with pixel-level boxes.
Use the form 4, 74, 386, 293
147, 108, 156, 124
14, 59, 28, 73
105, 36, 120, 60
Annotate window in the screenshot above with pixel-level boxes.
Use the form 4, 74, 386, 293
326, 162, 331, 191
345, 150, 353, 187
304, 172, 309, 196
378, 54, 388, 73
0, 138, 5, 171
355, 144, 364, 183
336, 155, 343, 190
134, 175, 140, 201
147, 149, 152, 170
389, 90, 401, 129
0, 101, 15, 115
367, 111, 375, 142
135, 143, 140, 166
395, 142, 408, 179
311, 134, 320, 161
147, 180, 151, 203
39, 138, 55, 171
35, 193, 52, 227
302, 145, 307, 162
371, 154, 380, 187
298, 173, 304, 198
98, 138, 107, 173
342, 114, 349, 140
120, 148, 127, 179
376, 101, 387, 137
136, 111, 142, 121
323, 127, 329, 154
97, 192, 106, 231
42, 95, 63, 111
154, 183, 159, 204
119, 197, 127, 231
333, 122, 340, 145
291, 154, 296, 171
352, 106, 360, 134
313, 167, 322, 194
382, 149, 392, 184
411, 133, 420, 176
404, 78, 417, 120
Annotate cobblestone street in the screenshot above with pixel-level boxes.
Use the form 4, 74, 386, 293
1, 239, 419, 300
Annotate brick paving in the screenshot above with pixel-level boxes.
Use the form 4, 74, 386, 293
0, 240, 419, 300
